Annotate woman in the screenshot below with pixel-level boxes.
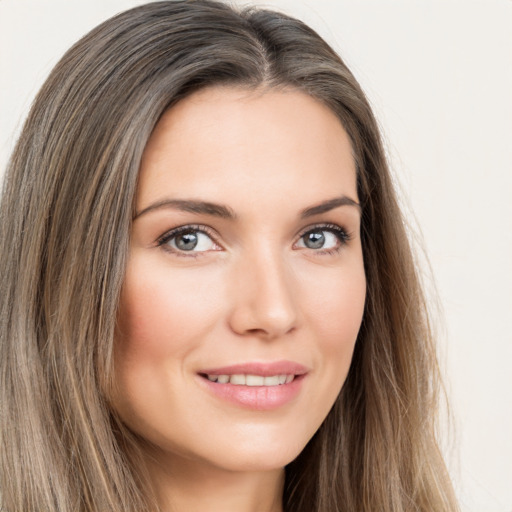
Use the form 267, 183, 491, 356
0, 1, 459, 511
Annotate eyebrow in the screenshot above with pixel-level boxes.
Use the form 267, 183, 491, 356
300, 196, 361, 218
134, 199, 236, 220
133, 195, 360, 221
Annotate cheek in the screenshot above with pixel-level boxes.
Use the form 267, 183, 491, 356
299, 257, 366, 392
303, 260, 366, 345
116, 256, 223, 361
111, 256, 227, 438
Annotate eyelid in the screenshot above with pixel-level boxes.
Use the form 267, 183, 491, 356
155, 222, 352, 257
296, 222, 351, 240
156, 224, 222, 253
294, 222, 352, 252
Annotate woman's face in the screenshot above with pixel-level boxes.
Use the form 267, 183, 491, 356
113, 86, 366, 473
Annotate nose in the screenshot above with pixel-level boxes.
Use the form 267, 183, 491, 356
227, 248, 298, 339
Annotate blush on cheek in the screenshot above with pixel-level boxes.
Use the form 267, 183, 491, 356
116, 261, 224, 363
310, 270, 365, 333
309, 273, 366, 382
115, 282, 174, 365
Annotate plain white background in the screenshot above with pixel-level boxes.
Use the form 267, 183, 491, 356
1, 1, 511, 510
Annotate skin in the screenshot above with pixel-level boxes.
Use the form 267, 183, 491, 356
112, 86, 366, 512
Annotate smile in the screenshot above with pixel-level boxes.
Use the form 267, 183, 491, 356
197, 361, 308, 410
199, 375, 304, 410
204, 374, 295, 386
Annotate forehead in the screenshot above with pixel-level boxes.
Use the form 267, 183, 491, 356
137, 86, 357, 212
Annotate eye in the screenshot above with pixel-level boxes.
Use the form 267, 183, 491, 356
158, 226, 220, 254
295, 225, 350, 252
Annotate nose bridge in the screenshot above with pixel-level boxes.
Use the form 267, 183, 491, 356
228, 242, 298, 338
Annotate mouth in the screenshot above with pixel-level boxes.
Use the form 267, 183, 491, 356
196, 361, 308, 410
199, 373, 297, 386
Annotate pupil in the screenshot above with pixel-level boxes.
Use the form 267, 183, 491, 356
305, 231, 325, 249
176, 232, 198, 250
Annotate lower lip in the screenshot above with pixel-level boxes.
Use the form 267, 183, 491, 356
198, 375, 305, 411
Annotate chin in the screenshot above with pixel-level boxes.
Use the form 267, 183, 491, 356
221, 448, 303, 473
198, 429, 312, 473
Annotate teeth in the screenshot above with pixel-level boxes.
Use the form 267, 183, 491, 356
246, 375, 264, 386
205, 373, 296, 386
230, 374, 246, 385
263, 375, 279, 386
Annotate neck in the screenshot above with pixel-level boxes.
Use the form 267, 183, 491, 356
146, 453, 285, 512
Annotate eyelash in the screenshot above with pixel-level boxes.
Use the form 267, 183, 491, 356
157, 224, 219, 257
156, 223, 352, 257
296, 223, 352, 255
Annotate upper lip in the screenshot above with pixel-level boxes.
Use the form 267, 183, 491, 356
198, 360, 310, 376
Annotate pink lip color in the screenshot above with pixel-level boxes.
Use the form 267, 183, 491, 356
197, 360, 309, 411
200, 360, 309, 377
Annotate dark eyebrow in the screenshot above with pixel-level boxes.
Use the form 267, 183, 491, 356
300, 196, 361, 218
133, 199, 237, 220
134, 195, 360, 221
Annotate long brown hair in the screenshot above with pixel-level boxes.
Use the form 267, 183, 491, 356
0, 1, 458, 511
